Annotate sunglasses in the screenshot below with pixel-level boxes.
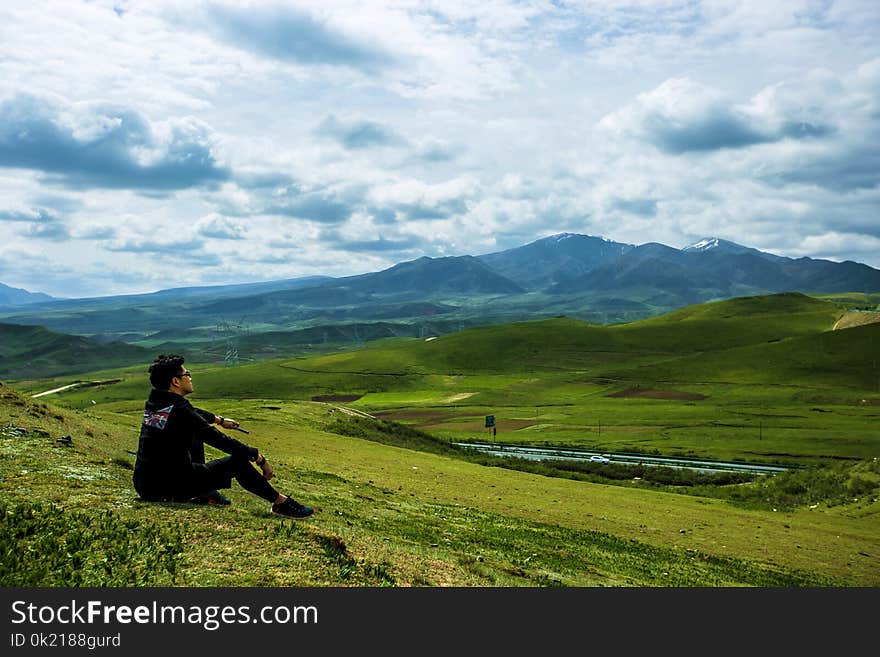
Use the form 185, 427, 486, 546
176, 370, 192, 378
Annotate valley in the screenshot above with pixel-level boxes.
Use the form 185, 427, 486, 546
2, 292, 878, 587
3, 234, 879, 364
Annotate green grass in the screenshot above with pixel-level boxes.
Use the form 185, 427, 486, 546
0, 322, 149, 379
0, 502, 184, 586
1, 382, 877, 587
10, 293, 879, 469
3, 292, 879, 587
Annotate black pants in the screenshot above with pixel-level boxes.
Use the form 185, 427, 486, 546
185, 439, 279, 503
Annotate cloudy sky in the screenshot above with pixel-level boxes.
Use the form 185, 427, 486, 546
1, 0, 878, 298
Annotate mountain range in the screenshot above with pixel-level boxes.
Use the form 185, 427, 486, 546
0, 282, 54, 307
1, 233, 879, 350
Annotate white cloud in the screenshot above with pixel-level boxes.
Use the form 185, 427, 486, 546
795, 231, 880, 262
195, 213, 247, 239
0, 0, 878, 297
0, 92, 230, 190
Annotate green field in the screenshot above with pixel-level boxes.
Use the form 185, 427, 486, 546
2, 293, 879, 586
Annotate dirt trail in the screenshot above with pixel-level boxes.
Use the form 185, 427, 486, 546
334, 406, 376, 419
31, 379, 121, 398
32, 382, 88, 398
444, 392, 476, 402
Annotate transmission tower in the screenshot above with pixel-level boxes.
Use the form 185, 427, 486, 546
215, 316, 249, 366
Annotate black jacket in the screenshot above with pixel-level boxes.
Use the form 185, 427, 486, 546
133, 389, 257, 498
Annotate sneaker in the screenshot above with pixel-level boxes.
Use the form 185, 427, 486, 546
190, 490, 232, 506
271, 497, 313, 518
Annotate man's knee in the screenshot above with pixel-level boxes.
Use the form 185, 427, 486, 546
221, 453, 257, 475
231, 452, 254, 466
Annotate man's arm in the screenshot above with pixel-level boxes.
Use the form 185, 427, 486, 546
184, 405, 256, 461
193, 407, 240, 430
198, 423, 257, 460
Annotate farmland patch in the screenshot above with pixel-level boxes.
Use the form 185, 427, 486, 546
430, 419, 538, 432
312, 394, 364, 403
606, 388, 707, 401
374, 410, 455, 422
832, 311, 880, 330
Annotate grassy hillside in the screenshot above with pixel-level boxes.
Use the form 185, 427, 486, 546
0, 295, 880, 586
2, 382, 878, 587
0, 291, 852, 380
4, 291, 878, 587
613, 321, 880, 390
816, 292, 880, 308
0, 322, 149, 379
10, 293, 878, 465
290, 292, 847, 374
834, 311, 880, 330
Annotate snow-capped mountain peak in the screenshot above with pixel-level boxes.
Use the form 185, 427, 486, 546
682, 237, 757, 254
683, 237, 723, 252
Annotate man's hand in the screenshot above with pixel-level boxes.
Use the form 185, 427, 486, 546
260, 459, 274, 481
218, 416, 240, 430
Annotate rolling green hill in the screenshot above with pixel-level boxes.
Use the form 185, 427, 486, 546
0, 291, 854, 385
12, 292, 879, 465
7, 291, 868, 401
178, 292, 849, 384
2, 375, 878, 587
2, 290, 879, 587
611, 320, 880, 390
0, 322, 149, 379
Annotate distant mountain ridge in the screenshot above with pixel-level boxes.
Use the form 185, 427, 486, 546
0, 322, 148, 379
681, 237, 781, 259
0, 282, 54, 307
1, 233, 878, 344
477, 233, 634, 289
542, 236, 880, 307
4, 232, 878, 307
0, 275, 333, 312
335, 255, 525, 296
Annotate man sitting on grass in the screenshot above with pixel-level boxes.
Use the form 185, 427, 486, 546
133, 354, 313, 519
